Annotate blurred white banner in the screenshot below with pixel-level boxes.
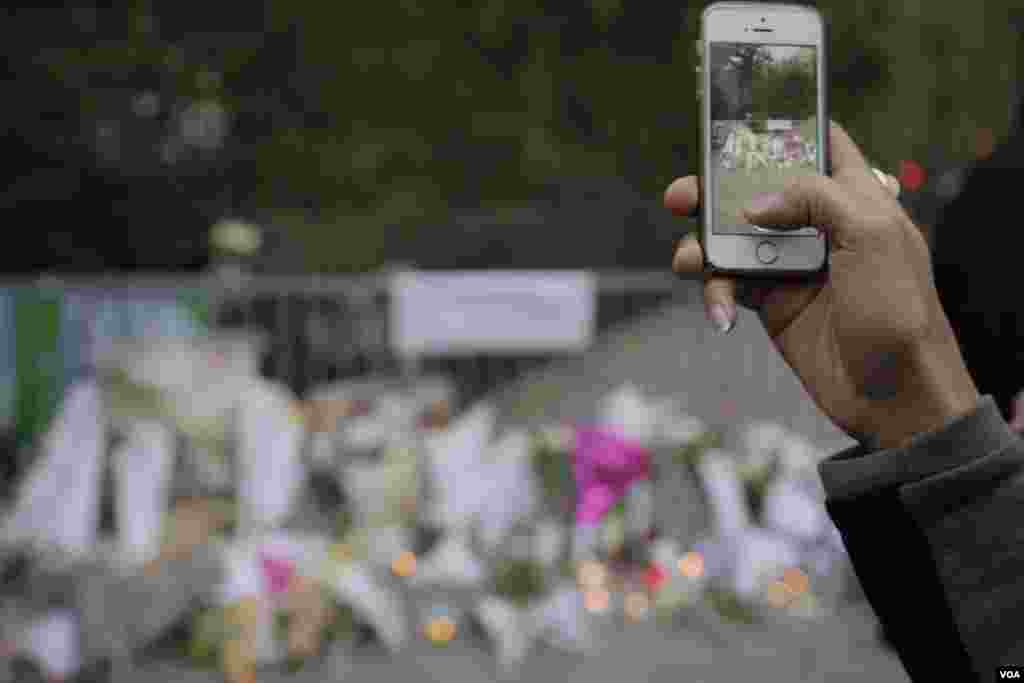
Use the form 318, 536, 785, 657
389, 271, 595, 356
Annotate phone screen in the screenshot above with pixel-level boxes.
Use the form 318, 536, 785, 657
709, 42, 819, 235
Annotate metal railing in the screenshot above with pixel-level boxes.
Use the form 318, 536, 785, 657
0, 270, 692, 481
202, 269, 689, 405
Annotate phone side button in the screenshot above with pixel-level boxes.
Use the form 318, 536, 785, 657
756, 240, 779, 264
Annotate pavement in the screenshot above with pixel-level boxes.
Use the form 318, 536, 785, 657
492, 281, 854, 452
136, 601, 906, 682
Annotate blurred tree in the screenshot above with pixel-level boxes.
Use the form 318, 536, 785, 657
726, 45, 774, 118
751, 53, 816, 121
0, 1, 1018, 273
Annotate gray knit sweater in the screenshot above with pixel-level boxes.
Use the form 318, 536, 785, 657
819, 396, 1024, 680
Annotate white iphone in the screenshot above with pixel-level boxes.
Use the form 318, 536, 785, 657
700, 2, 829, 276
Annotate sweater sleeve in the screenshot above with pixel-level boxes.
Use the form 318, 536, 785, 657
819, 396, 1024, 681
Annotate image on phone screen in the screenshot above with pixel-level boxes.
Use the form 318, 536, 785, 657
709, 42, 819, 236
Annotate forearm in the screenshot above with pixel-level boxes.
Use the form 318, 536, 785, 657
821, 397, 1024, 679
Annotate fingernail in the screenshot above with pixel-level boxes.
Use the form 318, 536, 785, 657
708, 303, 735, 334
744, 193, 784, 217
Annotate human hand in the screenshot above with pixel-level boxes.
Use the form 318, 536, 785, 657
666, 122, 980, 449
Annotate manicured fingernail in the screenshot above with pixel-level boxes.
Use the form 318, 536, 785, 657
708, 303, 735, 334
744, 193, 784, 217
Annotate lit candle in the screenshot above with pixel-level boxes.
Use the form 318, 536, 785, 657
424, 616, 457, 646
782, 567, 809, 596
583, 588, 611, 614
678, 551, 705, 579
391, 551, 417, 578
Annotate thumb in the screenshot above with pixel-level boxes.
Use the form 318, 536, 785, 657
742, 175, 863, 247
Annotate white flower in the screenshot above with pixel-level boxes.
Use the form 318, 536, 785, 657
210, 219, 262, 256
761, 477, 828, 542
696, 452, 751, 539
475, 596, 531, 672
598, 383, 658, 444
409, 531, 486, 590
657, 415, 709, 447
737, 422, 789, 481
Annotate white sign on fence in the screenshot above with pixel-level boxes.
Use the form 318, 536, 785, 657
389, 271, 596, 356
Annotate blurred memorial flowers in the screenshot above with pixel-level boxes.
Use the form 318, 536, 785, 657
0, 368, 853, 679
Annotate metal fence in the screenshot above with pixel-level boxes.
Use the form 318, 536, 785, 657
30, 270, 686, 398
203, 269, 688, 406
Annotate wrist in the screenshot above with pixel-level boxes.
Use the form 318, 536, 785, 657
868, 337, 980, 450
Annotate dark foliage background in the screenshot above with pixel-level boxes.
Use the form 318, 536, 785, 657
2, 2, 1020, 274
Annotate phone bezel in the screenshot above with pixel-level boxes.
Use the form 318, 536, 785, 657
700, 2, 829, 277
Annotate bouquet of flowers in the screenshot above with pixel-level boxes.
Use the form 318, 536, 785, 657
672, 421, 847, 625
471, 524, 598, 676
410, 407, 597, 674
646, 536, 710, 622
188, 572, 348, 678
412, 413, 532, 593
722, 123, 771, 171
529, 424, 575, 523
578, 384, 666, 566
418, 402, 496, 535
571, 427, 651, 566
304, 375, 455, 468
339, 442, 419, 573
407, 403, 495, 655
0, 332, 304, 681
192, 531, 412, 682
302, 377, 460, 587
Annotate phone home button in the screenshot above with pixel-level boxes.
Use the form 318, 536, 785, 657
756, 240, 779, 264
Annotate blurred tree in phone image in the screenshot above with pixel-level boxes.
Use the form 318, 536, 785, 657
751, 49, 816, 122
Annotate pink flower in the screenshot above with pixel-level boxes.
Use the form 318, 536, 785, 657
644, 563, 668, 592
783, 131, 805, 162
259, 552, 296, 595
572, 427, 651, 525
